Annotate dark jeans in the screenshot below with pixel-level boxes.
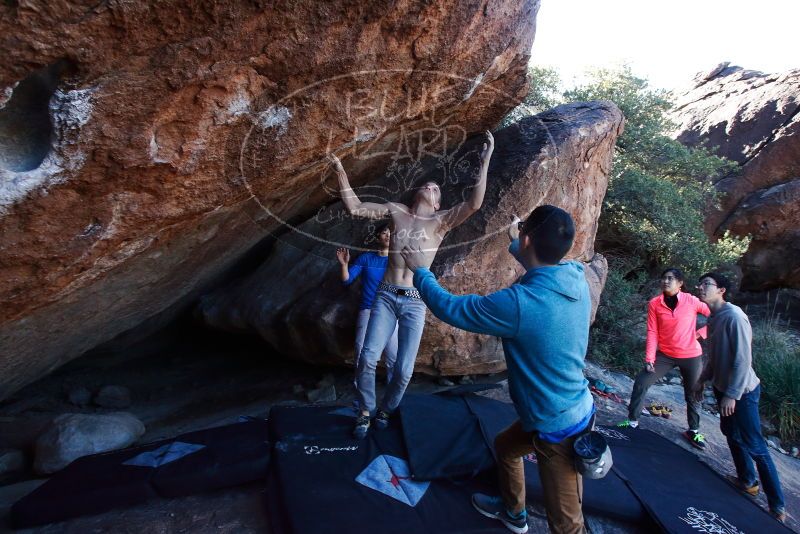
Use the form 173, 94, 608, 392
715, 385, 785, 512
628, 352, 702, 430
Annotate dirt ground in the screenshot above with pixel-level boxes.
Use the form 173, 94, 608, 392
0, 326, 797, 533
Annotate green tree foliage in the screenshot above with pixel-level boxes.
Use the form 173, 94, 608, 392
500, 66, 563, 128
565, 67, 749, 372
588, 261, 648, 375
752, 314, 800, 441
564, 66, 749, 279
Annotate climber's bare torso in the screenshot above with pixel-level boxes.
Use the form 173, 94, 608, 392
381, 199, 448, 287
331, 131, 494, 287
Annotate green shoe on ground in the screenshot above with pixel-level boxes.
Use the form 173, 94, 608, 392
683, 430, 707, 451
616, 419, 639, 429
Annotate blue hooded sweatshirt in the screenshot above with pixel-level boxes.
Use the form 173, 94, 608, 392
412, 239, 594, 434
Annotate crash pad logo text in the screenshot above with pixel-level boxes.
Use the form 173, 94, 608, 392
303, 445, 359, 455
678, 507, 743, 534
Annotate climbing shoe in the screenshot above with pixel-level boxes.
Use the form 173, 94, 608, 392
725, 475, 760, 496
646, 403, 663, 417
374, 409, 390, 430
661, 405, 673, 419
683, 430, 707, 450
471, 493, 529, 534
771, 508, 787, 523
353, 414, 370, 439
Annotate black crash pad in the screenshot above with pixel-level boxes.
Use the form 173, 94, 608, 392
12, 419, 269, 528
399, 392, 649, 524
266, 403, 508, 534
602, 425, 793, 534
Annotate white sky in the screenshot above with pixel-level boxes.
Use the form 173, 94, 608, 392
532, 0, 800, 90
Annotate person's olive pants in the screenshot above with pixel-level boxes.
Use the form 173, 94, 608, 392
495, 420, 586, 534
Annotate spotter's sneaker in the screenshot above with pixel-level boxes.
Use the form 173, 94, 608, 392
725, 475, 760, 496
353, 414, 370, 439
374, 409, 390, 430
617, 419, 639, 429
771, 508, 787, 523
471, 493, 528, 534
684, 430, 707, 451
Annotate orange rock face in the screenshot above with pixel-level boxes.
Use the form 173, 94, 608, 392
198, 102, 623, 375
0, 0, 540, 398
672, 64, 800, 290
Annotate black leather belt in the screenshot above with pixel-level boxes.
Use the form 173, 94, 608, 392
378, 282, 421, 299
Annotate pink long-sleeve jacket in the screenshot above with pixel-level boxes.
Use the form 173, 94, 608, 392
645, 291, 711, 363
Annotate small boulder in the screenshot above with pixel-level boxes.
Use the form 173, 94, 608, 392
34, 412, 145, 474
791, 447, 799, 458
317, 374, 336, 388
0, 448, 25, 475
761, 420, 778, 437
93, 385, 132, 409
65, 385, 92, 408
437, 377, 456, 387
306, 385, 337, 403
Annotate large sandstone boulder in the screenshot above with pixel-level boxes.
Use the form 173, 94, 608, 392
0, 0, 540, 398
198, 101, 623, 375
672, 63, 800, 290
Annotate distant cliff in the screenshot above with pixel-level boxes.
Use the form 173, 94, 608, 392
672, 63, 800, 290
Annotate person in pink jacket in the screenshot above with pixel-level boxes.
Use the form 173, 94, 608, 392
618, 268, 711, 450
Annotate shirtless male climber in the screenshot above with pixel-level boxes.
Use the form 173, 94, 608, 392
329, 130, 494, 439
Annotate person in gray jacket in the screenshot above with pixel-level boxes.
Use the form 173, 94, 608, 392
693, 272, 785, 523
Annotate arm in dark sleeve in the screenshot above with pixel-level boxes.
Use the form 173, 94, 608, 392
413, 268, 519, 338
725, 314, 753, 400
698, 315, 715, 383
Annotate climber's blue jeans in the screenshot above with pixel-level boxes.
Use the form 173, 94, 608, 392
356, 286, 426, 414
